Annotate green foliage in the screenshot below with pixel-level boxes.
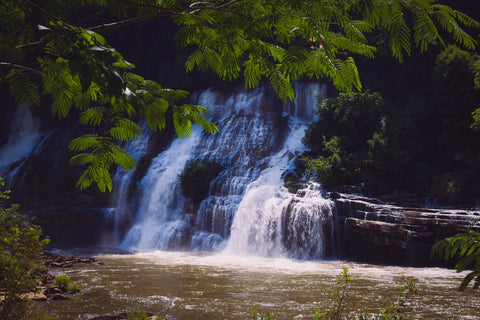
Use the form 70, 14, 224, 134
314, 268, 353, 320
432, 223, 480, 291
0, 0, 478, 192
305, 137, 347, 187
251, 308, 275, 320
283, 171, 300, 193
66, 282, 83, 294
124, 310, 154, 320
178, 160, 224, 205
357, 277, 417, 320
5, 69, 40, 107
0, 178, 49, 320
22, 311, 55, 320
303, 91, 385, 189
53, 274, 82, 294
303, 43, 480, 204
53, 275, 71, 291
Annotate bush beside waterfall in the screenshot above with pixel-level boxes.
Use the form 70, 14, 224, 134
178, 160, 224, 206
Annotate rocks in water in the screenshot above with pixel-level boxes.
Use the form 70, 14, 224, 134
24, 252, 103, 303
42, 251, 104, 268
51, 293, 68, 300
89, 312, 159, 320
23, 289, 47, 301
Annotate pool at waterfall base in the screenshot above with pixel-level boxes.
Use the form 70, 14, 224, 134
32, 251, 480, 320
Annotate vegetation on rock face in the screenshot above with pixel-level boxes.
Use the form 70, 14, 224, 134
0, 178, 49, 320
0, 0, 478, 192
178, 160, 223, 205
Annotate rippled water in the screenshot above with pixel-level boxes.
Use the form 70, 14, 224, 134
33, 252, 479, 319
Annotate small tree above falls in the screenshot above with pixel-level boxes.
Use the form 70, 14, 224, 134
178, 160, 224, 206
303, 91, 387, 191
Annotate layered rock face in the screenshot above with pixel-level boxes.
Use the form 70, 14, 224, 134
332, 193, 480, 266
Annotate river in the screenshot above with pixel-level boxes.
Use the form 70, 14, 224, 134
32, 251, 479, 319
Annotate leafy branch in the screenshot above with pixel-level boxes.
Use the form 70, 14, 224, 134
431, 221, 480, 291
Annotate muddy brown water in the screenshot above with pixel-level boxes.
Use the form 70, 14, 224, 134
32, 251, 479, 319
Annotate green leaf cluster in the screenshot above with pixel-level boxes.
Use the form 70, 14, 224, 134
175, 0, 479, 99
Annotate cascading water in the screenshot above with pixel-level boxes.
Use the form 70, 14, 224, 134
119, 83, 335, 259
0, 105, 44, 185
104, 129, 151, 246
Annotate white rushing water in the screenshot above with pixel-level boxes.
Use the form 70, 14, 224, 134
117, 83, 333, 259
0, 104, 43, 185
106, 127, 151, 245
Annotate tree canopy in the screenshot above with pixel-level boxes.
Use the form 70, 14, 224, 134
1, 0, 479, 192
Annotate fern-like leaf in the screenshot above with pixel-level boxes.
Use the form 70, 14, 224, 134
473, 60, 480, 90
145, 97, 168, 131
388, 3, 411, 62
109, 117, 142, 141
172, 106, 193, 139
5, 69, 40, 107
244, 57, 262, 89
69, 134, 101, 152
432, 228, 480, 291
183, 104, 219, 134
79, 107, 105, 126
268, 67, 294, 102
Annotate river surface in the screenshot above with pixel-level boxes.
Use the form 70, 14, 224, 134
33, 251, 479, 319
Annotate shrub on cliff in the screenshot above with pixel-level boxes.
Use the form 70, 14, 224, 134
0, 178, 49, 319
178, 160, 224, 205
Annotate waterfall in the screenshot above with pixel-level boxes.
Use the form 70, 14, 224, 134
120, 129, 202, 250
223, 126, 335, 259
104, 129, 151, 246
0, 105, 43, 185
118, 83, 335, 259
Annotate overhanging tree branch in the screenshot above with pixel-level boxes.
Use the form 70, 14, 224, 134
17, 10, 174, 52
0, 62, 42, 75
16, 0, 246, 53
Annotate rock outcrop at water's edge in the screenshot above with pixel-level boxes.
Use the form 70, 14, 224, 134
26, 252, 104, 302
331, 193, 480, 266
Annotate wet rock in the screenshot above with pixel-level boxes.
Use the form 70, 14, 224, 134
51, 293, 68, 300
43, 251, 103, 268
23, 289, 48, 301
45, 286, 63, 295
88, 312, 157, 320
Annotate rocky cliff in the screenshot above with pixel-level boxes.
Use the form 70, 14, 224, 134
332, 193, 480, 266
